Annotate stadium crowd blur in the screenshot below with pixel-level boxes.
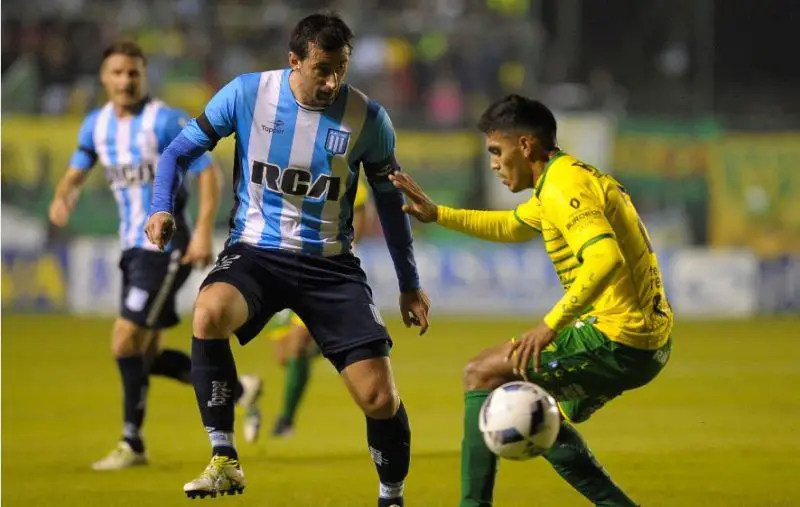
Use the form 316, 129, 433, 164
6, 0, 799, 126
4, 0, 799, 254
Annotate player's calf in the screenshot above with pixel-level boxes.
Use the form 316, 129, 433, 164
340, 352, 410, 506
190, 283, 250, 461
107, 317, 152, 457
341, 356, 400, 419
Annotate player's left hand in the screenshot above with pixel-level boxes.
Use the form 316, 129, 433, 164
182, 232, 214, 268
506, 322, 557, 377
399, 289, 431, 335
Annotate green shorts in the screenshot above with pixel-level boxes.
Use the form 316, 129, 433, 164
523, 320, 671, 423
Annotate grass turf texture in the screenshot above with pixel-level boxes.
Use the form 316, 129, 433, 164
3, 315, 799, 506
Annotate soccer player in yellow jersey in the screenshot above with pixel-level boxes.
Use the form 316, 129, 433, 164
390, 94, 673, 507
267, 178, 372, 438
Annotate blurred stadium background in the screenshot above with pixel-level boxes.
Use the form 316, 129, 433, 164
2, 1, 799, 506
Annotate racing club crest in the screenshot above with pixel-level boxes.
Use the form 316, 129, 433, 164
325, 128, 350, 156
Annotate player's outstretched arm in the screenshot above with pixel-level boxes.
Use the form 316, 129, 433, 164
390, 172, 539, 243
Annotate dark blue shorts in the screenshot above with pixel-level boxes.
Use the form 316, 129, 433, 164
200, 242, 391, 358
119, 248, 192, 330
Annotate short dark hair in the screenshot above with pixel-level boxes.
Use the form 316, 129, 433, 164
289, 12, 354, 60
102, 40, 147, 65
478, 94, 558, 150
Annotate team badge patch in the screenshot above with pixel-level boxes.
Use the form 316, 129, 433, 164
325, 129, 350, 155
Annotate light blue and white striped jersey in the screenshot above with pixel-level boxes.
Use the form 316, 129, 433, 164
183, 69, 396, 256
70, 98, 213, 252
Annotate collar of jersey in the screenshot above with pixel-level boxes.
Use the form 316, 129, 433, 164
534, 150, 565, 198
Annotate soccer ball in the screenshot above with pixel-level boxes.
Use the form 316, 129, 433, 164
479, 381, 561, 460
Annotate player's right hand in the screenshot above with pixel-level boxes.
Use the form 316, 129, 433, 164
48, 198, 73, 227
389, 172, 438, 223
145, 212, 177, 251
399, 288, 431, 335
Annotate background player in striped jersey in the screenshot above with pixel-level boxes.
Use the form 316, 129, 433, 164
146, 13, 430, 504
391, 95, 673, 507
268, 178, 371, 438
48, 41, 263, 471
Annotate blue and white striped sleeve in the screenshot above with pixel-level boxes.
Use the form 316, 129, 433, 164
68, 111, 99, 170
182, 76, 241, 151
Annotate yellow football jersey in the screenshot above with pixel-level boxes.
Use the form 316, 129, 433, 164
515, 152, 673, 350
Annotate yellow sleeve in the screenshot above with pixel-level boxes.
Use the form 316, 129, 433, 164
436, 201, 540, 243
540, 172, 621, 331
543, 238, 623, 331
354, 179, 369, 209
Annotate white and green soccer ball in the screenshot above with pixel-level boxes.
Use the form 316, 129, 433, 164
479, 381, 561, 460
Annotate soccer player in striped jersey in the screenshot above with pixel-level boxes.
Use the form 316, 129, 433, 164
391, 95, 673, 507
268, 178, 371, 439
146, 13, 430, 504
48, 41, 263, 471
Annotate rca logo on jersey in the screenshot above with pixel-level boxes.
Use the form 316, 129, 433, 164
251, 161, 341, 201
325, 128, 350, 156
106, 162, 155, 186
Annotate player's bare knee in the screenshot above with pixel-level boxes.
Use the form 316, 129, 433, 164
194, 283, 248, 338
359, 386, 399, 419
192, 303, 231, 339
463, 351, 512, 392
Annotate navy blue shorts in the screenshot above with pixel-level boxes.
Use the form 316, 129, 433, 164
200, 243, 391, 358
119, 248, 192, 330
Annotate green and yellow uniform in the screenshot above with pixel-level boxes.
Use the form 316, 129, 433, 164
442, 152, 674, 507
439, 152, 672, 420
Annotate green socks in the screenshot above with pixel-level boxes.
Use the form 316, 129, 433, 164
279, 356, 311, 424
459, 389, 637, 507
544, 421, 638, 507
460, 390, 496, 507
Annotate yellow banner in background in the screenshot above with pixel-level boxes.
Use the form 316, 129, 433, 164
710, 133, 800, 256
1, 116, 480, 188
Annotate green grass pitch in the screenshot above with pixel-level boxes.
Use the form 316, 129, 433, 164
3, 314, 799, 506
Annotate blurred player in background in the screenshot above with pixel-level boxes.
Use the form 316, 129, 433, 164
268, 177, 371, 438
48, 41, 263, 471
146, 12, 430, 504
392, 94, 673, 507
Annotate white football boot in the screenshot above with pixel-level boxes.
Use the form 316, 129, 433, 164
91, 441, 148, 471
237, 374, 263, 443
183, 455, 246, 499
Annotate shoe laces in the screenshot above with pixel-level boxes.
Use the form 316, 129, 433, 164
201, 455, 239, 480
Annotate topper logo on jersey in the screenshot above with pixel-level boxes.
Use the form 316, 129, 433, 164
250, 160, 341, 201
105, 162, 155, 186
